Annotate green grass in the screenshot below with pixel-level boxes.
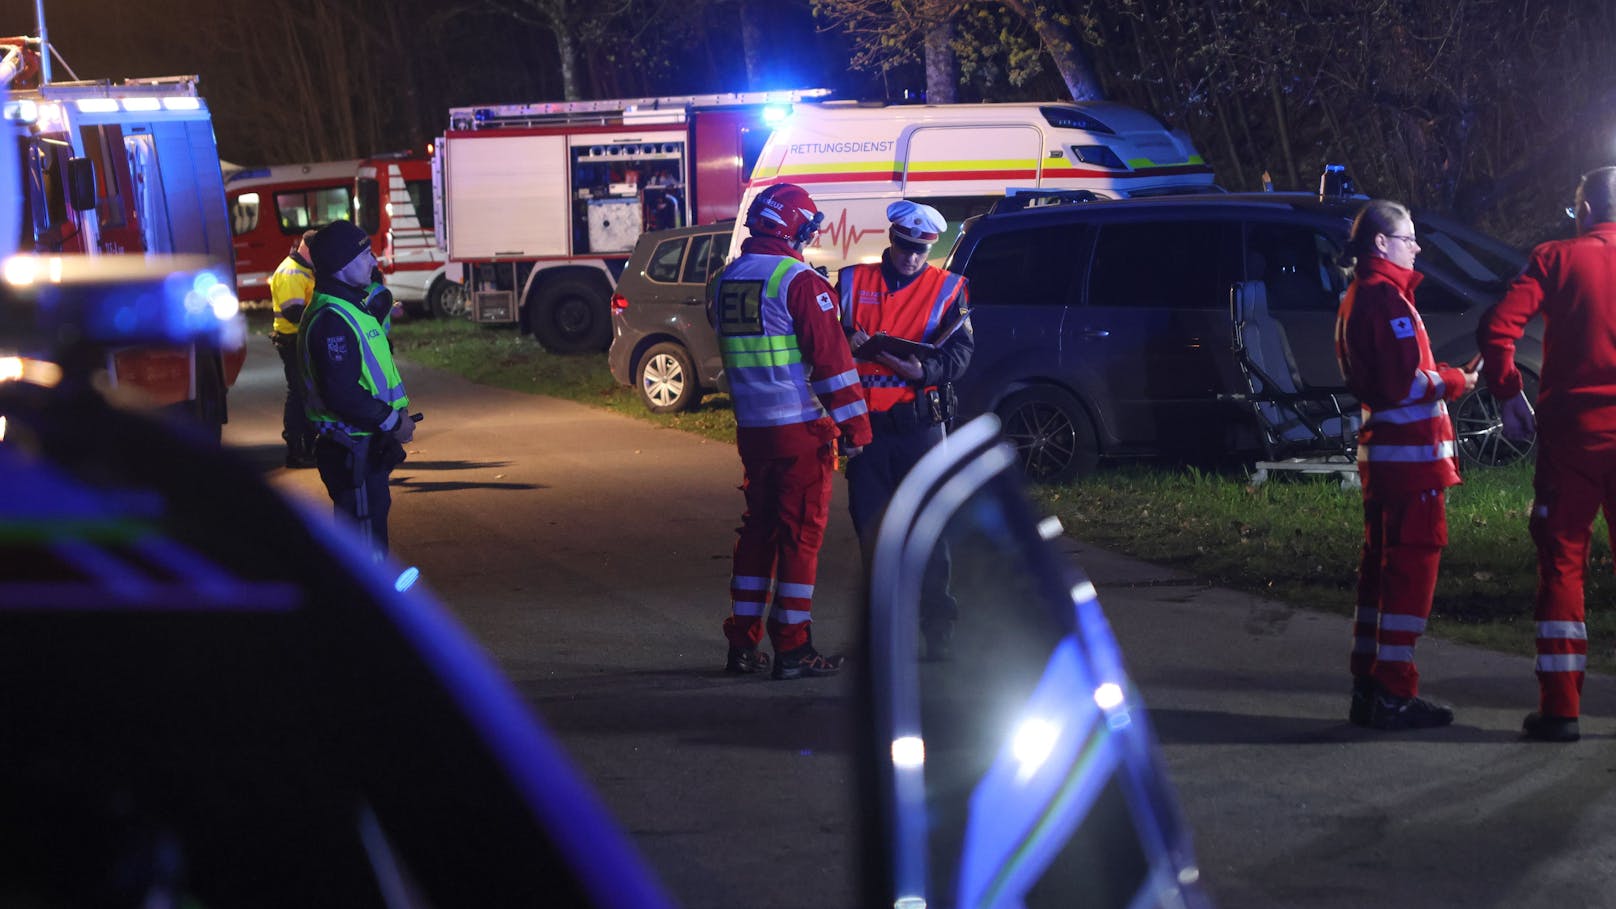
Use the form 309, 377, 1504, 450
387, 316, 738, 443
385, 315, 1616, 669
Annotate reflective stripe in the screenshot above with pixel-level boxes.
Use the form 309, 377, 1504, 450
732, 575, 771, 592
777, 582, 814, 600
862, 374, 909, 388
1364, 399, 1447, 426
1379, 614, 1428, 634
1537, 653, 1587, 672
300, 292, 409, 435
1401, 369, 1444, 404
1377, 645, 1415, 663
1358, 441, 1456, 462
774, 608, 811, 624
731, 601, 766, 617
722, 344, 804, 369
811, 368, 860, 394
1538, 621, 1588, 640
764, 258, 796, 298
831, 400, 869, 423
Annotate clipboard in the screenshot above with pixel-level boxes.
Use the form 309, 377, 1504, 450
853, 332, 935, 361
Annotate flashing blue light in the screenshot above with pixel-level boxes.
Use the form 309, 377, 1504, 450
762, 105, 791, 126
395, 566, 421, 592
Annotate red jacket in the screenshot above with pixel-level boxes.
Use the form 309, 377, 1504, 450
1478, 222, 1616, 440
1335, 256, 1464, 494
726, 236, 872, 458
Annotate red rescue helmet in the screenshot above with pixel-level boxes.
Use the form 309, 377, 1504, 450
746, 183, 824, 247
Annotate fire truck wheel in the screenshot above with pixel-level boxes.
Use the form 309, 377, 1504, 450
635, 342, 702, 413
427, 276, 470, 320
529, 277, 611, 353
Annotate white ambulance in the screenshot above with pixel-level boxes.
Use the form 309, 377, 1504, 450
728, 101, 1216, 272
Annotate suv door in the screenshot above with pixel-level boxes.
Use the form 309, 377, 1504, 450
1077, 218, 1243, 455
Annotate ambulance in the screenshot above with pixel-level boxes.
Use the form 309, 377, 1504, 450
225, 159, 360, 304
353, 150, 455, 317
2, 36, 246, 436
434, 90, 828, 352
729, 101, 1216, 272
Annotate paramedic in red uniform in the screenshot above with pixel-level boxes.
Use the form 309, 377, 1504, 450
713, 183, 873, 680
1478, 166, 1616, 743
837, 200, 973, 658
1335, 198, 1475, 731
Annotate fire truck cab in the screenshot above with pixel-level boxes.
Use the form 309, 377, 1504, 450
435, 90, 827, 352
3, 39, 245, 435
354, 151, 455, 318
731, 101, 1217, 274
225, 159, 360, 305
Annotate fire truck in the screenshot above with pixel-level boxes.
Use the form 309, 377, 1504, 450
2, 35, 245, 436
434, 90, 828, 352
225, 159, 360, 305
354, 150, 456, 318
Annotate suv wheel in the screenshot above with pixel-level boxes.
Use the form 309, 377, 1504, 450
996, 386, 1099, 483
636, 342, 701, 413
1453, 371, 1537, 468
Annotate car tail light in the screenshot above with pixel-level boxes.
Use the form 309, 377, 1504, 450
610, 292, 629, 313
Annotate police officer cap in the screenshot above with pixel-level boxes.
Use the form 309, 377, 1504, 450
308, 220, 371, 275
887, 200, 947, 246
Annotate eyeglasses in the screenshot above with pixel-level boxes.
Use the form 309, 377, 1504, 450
1384, 234, 1418, 244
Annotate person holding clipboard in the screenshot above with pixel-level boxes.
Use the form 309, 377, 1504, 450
837, 200, 975, 659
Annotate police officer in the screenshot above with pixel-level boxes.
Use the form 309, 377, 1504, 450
270, 229, 319, 468
714, 183, 872, 680
299, 220, 415, 557
837, 200, 973, 658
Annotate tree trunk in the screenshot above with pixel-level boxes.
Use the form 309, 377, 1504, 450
1269, 76, 1299, 191
923, 18, 958, 103
738, 0, 765, 90
998, 0, 1105, 101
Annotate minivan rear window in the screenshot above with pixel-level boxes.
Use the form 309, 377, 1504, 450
958, 224, 1089, 307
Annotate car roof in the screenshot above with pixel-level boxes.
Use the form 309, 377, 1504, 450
973, 191, 1366, 228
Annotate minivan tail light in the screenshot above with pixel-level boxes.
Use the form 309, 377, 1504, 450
610, 293, 629, 313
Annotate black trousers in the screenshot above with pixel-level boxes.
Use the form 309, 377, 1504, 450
314, 434, 399, 556
272, 332, 317, 458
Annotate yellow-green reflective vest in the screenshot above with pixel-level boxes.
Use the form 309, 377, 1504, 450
299, 291, 409, 437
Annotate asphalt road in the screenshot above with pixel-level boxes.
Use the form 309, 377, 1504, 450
226, 328, 1616, 909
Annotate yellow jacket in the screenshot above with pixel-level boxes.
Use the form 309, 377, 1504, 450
269, 252, 316, 334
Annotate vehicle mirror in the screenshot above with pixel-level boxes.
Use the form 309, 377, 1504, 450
66, 157, 97, 212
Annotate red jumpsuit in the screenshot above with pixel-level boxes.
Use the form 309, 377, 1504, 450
1336, 256, 1466, 699
1478, 222, 1616, 719
715, 236, 873, 654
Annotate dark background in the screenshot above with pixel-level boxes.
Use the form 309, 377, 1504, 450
18, 0, 1616, 247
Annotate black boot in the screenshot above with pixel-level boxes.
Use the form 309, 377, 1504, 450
1521, 712, 1580, 742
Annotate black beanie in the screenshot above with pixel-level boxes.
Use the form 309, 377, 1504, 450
308, 220, 371, 275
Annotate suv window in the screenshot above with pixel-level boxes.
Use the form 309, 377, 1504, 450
1246, 222, 1347, 312
681, 233, 726, 284
958, 223, 1089, 307
646, 236, 687, 283
1088, 220, 1240, 308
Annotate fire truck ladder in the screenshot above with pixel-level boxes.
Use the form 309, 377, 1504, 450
449, 88, 831, 131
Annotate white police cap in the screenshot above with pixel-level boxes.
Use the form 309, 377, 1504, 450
886, 200, 947, 245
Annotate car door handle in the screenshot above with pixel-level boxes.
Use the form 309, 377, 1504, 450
1081, 329, 1110, 339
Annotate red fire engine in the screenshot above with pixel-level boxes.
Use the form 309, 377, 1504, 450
2, 35, 245, 436
434, 90, 827, 352
355, 150, 456, 318
225, 159, 360, 305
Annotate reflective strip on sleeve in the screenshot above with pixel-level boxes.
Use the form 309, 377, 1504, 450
812, 368, 861, 394
831, 400, 869, 423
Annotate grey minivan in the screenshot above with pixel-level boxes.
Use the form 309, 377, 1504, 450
946, 192, 1538, 482
607, 221, 733, 413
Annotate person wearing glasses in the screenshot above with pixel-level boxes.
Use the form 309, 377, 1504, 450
1334, 198, 1477, 731
1478, 167, 1616, 743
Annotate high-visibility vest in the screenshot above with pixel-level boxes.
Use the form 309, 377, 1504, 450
716, 253, 840, 429
838, 262, 966, 412
269, 253, 315, 335
299, 291, 409, 437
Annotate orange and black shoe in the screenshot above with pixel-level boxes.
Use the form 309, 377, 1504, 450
772, 645, 845, 680
724, 646, 770, 675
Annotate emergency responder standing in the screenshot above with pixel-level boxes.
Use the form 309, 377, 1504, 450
1336, 198, 1476, 731
714, 183, 872, 680
299, 220, 415, 558
837, 200, 973, 658
1478, 166, 1616, 743
270, 229, 319, 468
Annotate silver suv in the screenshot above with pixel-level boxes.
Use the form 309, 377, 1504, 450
607, 221, 732, 413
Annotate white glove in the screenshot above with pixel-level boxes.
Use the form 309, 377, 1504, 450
1499, 393, 1536, 441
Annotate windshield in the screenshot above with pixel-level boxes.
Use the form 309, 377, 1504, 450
1412, 215, 1525, 289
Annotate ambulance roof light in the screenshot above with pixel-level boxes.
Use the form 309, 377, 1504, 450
762, 104, 791, 125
